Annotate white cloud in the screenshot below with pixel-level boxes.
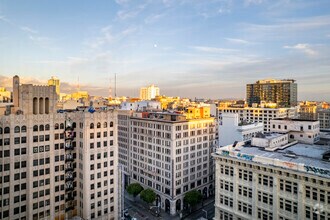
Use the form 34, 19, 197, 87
20, 26, 38, 34
284, 44, 317, 56
191, 46, 238, 53
225, 38, 251, 45
144, 13, 165, 24
244, 0, 264, 6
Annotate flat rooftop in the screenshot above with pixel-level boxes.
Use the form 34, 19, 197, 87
272, 118, 318, 122
214, 142, 330, 178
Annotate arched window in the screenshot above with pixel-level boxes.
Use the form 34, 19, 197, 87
104, 122, 107, 128
72, 122, 76, 129
21, 126, 27, 133
4, 127, 10, 134
0, 127, 3, 134
110, 121, 114, 127
45, 124, 50, 131
90, 123, 94, 129
97, 122, 101, 128
55, 123, 59, 130
45, 98, 49, 114
33, 97, 38, 114
39, 97, 44, 114
33, 125, 38, 132
39, 125, 44, 131
60, 123, 64, 129
14, 126, 20, 133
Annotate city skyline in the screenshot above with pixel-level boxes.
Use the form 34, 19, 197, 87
1, 0, 330, 100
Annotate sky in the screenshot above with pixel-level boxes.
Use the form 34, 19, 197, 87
1, 0, 330, 100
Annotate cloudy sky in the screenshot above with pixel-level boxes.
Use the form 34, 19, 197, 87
1, 0, 330, 100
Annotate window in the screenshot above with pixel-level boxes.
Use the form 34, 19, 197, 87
4, 127, 10, 134
258, 191, 273, 205
239, 169, 253, 181
97, 122, 101, 128
21, 126, 27, 132
279, 198, 298, 214
33, 125, 38, 132
90, 123, 94, 129
258, 174, 273, 187
238, 201, 252, 215
238, 185, 252, 198
219, 194, 233, 207
220, 180, 233, 192
14, 126, 20, 133
279, 179, 298, 194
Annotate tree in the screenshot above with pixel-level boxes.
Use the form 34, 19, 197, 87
126, 183, 143, 197
184, 190, 202, 209
140, 188, 156, 204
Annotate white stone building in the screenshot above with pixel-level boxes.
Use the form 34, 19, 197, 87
218, 113, 263, 147
217, 106, 297, 132
127, 111, 216, 215
270, 118, 320, 144
213, 137, 330, 220
139, 85, 160, 100
0, 76, 118, 220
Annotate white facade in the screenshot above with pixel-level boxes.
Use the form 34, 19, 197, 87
218, 113, 263, 147
270, 118, 320, 144
139, 85, 160, 100
213, 141, 330, 220
126, 112, 216, 215
120, 100, 161, 111
217, 106, 297, 132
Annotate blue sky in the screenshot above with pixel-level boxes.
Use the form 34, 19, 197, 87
1, 0, 330, 100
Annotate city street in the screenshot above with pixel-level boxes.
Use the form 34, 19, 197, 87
124, 192, 215, 220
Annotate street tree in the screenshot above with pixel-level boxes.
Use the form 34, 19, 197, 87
126, 183, 143, 197
140, 188, 156, 204
184, 190, 202, 211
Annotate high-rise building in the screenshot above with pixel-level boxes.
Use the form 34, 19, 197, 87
213, 136, 330, 220
217, 105, 298, 132
318, 109, 330, 131
246, 79, 298, 107
48, 76, 60, 95
139, 84, 160, 100
0, 76, 118, 220
299, 101, 318, 120
118, 108, 216, 215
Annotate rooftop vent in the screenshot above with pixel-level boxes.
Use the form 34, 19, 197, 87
283, 150, 297, 158
322, 151, 330, 161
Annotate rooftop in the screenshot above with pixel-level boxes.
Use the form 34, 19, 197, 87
214, 142, 330, 178
272, 118, 318, 122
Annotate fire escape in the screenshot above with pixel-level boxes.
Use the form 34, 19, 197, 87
64, 118, 75, 217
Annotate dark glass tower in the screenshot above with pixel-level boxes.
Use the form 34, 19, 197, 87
246, 79, 297, 107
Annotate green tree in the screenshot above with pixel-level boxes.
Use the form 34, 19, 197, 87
140, 188, 156, 204
184, 190, 202, 209
126, 183, 143, 197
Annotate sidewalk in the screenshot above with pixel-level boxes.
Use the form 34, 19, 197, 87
124, 192, 181, 220
181, 197, 215, 220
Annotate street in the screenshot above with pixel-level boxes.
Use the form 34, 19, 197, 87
124, 192, 215, 220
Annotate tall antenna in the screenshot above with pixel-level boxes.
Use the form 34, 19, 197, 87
115, 73, 117, 98
109, 77, 112, 99
77, 76, 80, 91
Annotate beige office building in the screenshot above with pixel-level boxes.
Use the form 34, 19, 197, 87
0, 76, 118, 220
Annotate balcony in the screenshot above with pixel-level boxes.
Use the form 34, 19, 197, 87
65, 154, 74, 162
